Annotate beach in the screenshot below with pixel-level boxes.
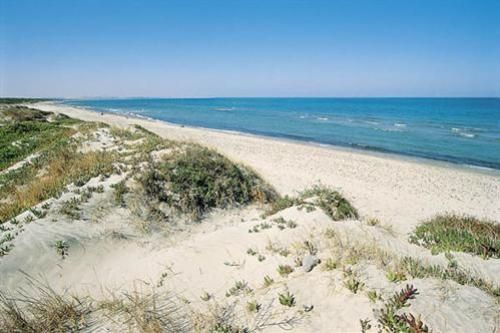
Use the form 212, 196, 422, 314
34, 102, 500, 235
0, 101, 498, 332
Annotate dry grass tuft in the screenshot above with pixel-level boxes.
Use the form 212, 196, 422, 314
98, 290, 191, 333
0, 277, 93, 333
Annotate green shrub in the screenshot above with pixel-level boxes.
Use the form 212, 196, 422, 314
264, 185, 358, 221
299, 186, 358, 220
139, 145, 277, 219
410, 213, 499, 259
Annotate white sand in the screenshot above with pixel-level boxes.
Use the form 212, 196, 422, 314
1, 101, 497, 332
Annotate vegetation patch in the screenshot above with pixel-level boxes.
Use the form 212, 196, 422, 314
410, 213, 499, 259
0, 280, 92, 333
376, 284, 432, 333
0, 109, 78, 171
0, 146, 117, 223
138, 145, 277, 220
325, 229, 500, 300
264, 185, 358, 221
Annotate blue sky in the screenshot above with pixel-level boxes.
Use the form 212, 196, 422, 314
1, 0, 499, 98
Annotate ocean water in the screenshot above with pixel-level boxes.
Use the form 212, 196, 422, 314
64, 98, 500, 169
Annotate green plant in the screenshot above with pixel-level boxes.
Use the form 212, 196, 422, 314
200, 292, 211, 302
263, 185, 358, 221
344, 277, 364, 294
386, 270, 407, 283
377, 284, 431, 333
303, 240, 318, 255
138, 145, 276, 220
23, 215, 34, 223
112, 180, 129, 207
360, 318, 372, 333
225, 281, 252, 297
298, 186, 358, 221
257, 254, 266, 262
54, 240, 69, 259
343, 270, 364, 294
246, 300, 261, 313
322, 258, 337, 271
263, 275, 274, 287
247, 248, 257, 256
277, 265, 294, 277
278, 291, 296, 307
59, 198, 81, 220
264, 195, 297, 217
29, 208, 46, 219
409, 213, 499, 259
399, 256, 500, 300
367, 290, 380, 303
366, 217, 380, 226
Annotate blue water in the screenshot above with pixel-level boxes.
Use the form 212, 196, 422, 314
63, 98, 500, 169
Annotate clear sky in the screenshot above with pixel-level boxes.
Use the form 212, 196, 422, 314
1, 0, 499, 98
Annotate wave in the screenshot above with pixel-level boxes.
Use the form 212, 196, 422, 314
214, 107, 235, 112
451, 127, 476, 139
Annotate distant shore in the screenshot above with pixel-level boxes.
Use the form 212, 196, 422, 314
33, 101, 500, 234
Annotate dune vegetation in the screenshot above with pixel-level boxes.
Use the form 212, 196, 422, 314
410, 213, 499, 259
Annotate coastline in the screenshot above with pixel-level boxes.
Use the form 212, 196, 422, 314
46, 101, 500, 176
33, 101, 500, 234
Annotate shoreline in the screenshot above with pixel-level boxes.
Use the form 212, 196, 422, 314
45, 101, 499, 176
32, 101, 500, 235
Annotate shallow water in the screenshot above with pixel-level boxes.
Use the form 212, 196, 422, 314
64, 98, 500, 169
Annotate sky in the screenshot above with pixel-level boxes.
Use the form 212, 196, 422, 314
1, 0, 499, 98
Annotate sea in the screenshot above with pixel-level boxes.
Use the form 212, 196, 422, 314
63, 98, 500, 170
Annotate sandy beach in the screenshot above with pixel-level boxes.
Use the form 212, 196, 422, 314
34, 102, 500, 235
0, 101, 498, 332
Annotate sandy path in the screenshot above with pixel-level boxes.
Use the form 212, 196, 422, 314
34, 102, 500, 234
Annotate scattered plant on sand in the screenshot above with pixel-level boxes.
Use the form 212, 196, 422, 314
277, 265, 294, 277
225, 281, 252, 297
263, 276, 274, 288
246, 300, 261, 313
278, 291, 296, 307
54, 240, 69, 259
360, 318, 372, 333
112, 180, 129, 207
376, 284, 432, 333
386, 270, 407, 283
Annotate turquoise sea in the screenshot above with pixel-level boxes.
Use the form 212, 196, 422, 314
64, 98, 500, 169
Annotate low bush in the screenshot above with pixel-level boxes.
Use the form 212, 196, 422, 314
265, 185, 358, 221
138, 145, 277, 219
410, 213, 499, 259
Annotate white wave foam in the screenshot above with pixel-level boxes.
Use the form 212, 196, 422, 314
451, 127, 476, 138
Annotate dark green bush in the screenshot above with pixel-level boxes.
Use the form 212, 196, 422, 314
139, 145, 277, 219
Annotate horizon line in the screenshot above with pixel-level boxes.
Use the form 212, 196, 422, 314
3, 96, 500, 100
